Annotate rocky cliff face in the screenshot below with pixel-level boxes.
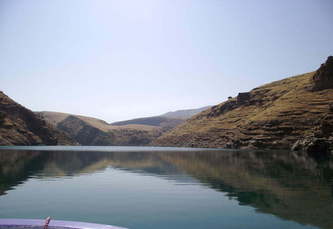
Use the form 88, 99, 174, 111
154, 57, 333, 154
312, 56, 333, 91
0, 92, 74, 145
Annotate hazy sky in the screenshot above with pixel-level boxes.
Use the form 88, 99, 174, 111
1, 0, 333, 122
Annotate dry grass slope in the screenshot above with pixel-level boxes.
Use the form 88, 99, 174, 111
154, 68, 333, 149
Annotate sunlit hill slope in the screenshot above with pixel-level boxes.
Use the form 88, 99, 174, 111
154, 57, 333, 153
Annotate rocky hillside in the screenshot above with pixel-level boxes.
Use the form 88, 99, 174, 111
38, 111, 163, 146
39, 106, 207, 146
0, 92, 74, 145
154, 57, 333, 154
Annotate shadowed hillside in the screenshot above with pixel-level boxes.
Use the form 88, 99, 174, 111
0, 92, 75, 146
39, 113, 162, 146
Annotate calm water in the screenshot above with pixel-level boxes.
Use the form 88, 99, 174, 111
0, 146, 332, 229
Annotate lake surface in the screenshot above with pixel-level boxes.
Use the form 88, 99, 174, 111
0, 146, 332, 229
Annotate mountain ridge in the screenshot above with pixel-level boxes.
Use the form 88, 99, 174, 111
160, 106, 211, 119
38, 106, 208, 146
153, 57, 333, 154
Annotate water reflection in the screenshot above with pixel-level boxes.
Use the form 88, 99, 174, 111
0, 148, 332, 229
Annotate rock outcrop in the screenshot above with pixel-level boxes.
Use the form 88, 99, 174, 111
0, 92, 74, 145
237, 92, 251, 104
312, 56, 333, 91
153, 57, 333, 154
291, 113, 333, 157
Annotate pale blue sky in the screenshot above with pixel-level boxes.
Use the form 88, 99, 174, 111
1, 0, 333, 122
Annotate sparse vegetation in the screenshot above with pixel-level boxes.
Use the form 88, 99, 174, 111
154, 67, 333, 150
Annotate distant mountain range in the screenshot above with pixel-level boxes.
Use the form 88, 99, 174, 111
111, 116, 183, 128
35, 106, 209, 146
111, 106, 210, 127
160, 106, 211, 119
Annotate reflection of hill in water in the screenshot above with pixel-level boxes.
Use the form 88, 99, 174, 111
0, 151, 46, 195
0, 150, 184, 195
0, 149, 333, 229
160, 151, 333, 229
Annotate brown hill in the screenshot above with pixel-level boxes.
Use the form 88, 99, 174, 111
154, 57, 333, 153
0, 92, 75, 145
38, 111, 163, 146
38, 106, 207, 146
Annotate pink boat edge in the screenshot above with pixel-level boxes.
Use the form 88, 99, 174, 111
0, 219, 127, 229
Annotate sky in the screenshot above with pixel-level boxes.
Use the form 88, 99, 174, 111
1, 0, 333, 122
